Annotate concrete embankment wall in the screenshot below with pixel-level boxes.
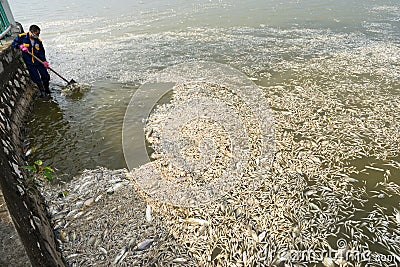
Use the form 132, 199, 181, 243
0, 42, 64, 266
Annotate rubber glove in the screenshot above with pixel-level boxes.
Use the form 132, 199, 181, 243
43, 61, 50, 69
19, 44, 28, 52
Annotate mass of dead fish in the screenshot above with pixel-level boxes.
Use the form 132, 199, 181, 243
39, 24, 400, 266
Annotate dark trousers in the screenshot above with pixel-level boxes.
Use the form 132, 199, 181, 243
26, 64, 50, 93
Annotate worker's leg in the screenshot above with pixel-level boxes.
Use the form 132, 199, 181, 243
26, 65, 45, 97
37, 65, 51, 94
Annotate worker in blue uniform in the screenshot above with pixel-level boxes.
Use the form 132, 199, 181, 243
12, 25, 51, 98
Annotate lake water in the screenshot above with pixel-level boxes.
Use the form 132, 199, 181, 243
9, 0, 400, 265
9, 0, 399, 177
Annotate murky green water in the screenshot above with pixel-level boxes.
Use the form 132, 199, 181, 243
11, 0, 398, 177
24, 82, 137, 179
9, 0, 400, 264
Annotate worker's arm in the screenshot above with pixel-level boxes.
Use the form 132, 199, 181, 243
11, 33, 28, 52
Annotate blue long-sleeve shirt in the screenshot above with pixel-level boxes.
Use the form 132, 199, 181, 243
12, 32, 47, 66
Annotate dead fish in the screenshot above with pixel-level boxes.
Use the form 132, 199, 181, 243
106, 183, 124, 194
95, 194, 103, 202
322, 257, 335, 267
146, 205, 152, 223
94, 238, 101, 248
16, 185, 25, 196
53, 221, 65, 230
344, 177, 359, 183
372, 193, 385, 199
70, 231, 77, 242
365, 165, 385, 172
60, 230, 69, 243
99, 247, 107, 256
292, 226, 301, 238
84, 197, 94, 207
258, 231, 266, 242
176, 176, 189, 183
25, 148, 32, 157
136, 239, 154, 251
251, 230, 258, 242
112, 248, 127, 265
243, 251, 247, 265
66, 254, 80, 260
128, 238, 136, 248
184, 218, 209, 226
87, 236, 96, 246
394, 208, 400, 224
319, 186, 332, 192
198, 225, 207, 235
75, 201, 84, 208
304, 189, 317, 196
79, 181, 93, 192
309, 203, 320, 212
172, 258, 187, 263
272, 184, 280, 193
73, 211, 85, 219
66, 209, 79, 218
24, 145, 39, 157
